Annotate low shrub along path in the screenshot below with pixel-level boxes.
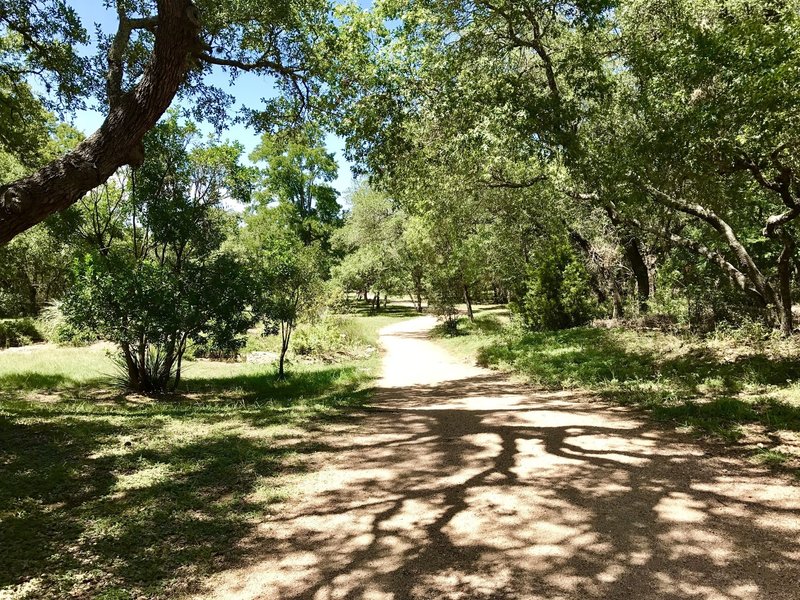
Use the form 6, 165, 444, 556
196, 316, 800, 600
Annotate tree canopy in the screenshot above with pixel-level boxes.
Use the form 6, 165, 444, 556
0, 0, 335, 243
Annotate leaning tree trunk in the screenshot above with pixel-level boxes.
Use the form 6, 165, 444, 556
463, 284, 474, 321
0, 0, 202, 245
278, 324, 291, 380
777, 235, 795, 337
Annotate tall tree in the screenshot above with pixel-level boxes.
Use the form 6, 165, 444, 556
250, 127, 342, 251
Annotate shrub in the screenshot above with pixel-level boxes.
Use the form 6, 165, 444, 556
292, 315, 360, 360
516, 243, 597, 331
0, 318, 44, 348
37, 301, 96, 346
428, 272, 463, 335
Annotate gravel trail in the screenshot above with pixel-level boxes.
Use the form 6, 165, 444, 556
196, 316, 800, 600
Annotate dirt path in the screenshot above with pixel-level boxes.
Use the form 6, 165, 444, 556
196, 316, 800, 600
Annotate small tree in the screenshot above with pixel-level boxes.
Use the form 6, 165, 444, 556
64, 116, 255, 393
332, 183, 419, 309
244, 208, 324, 379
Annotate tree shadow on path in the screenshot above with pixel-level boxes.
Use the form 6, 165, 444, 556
199, 371, 800, 600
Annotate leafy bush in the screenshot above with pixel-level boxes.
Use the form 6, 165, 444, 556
62, 117, 256, 394
428, 272, 462, 335
292, 314, 363, 360
516, 243, 597, 331
0, 318, 44, 348
37, 301, 96, 346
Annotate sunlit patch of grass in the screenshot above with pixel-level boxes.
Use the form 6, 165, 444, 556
431, 307, 512, 363
752, 448, 792, 467
0, 343, 116, 394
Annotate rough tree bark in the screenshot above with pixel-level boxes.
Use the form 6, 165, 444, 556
0, 0, 203, 245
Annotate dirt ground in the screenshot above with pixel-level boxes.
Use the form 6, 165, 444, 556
194, 316, 800, 600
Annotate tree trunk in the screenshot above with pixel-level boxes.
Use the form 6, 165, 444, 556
412, 271, 424, 311
777, 235, 795, 337
463, 284, 474, 321
622, 236, 650, 314
278, 347, 287, 379
173, 343, 184, 391
122, 343, 140, 391
0, 0, 202, 245
278, 323, 292, 380
603, 204, 650, 314
611, 283, 624, 319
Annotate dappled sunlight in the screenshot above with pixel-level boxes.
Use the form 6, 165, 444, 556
0, 350, 383, 598
194, 317, 800, 600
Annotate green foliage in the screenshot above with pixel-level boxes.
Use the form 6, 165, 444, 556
516, 243, 597, 331
0, 318, 43, 348
334, 186, 396, 296
36, 301, 94, 346
292, 314, 373, 360
0, 225, 74, 318
428, 271, 463, 335
63, 116, 256, 394
250, 126, 342, 252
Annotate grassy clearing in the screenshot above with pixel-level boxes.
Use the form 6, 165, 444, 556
433, 309, 800, 473
0, 312, 406, 600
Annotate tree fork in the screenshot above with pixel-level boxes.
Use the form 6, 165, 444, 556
0, 0, 202, 245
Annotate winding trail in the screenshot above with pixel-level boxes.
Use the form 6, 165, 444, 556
197, 316, 800, 600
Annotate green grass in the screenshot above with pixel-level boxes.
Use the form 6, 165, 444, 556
433, 311, 800, 472
342, 299, 423, 318
0, 344, 114, 394
0, 311, 409, 599
431, 306, 511, 362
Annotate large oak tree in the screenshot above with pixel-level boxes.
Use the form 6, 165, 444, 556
0, 0, 332, 244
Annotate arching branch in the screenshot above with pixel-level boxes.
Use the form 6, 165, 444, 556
0, 0, 203, 245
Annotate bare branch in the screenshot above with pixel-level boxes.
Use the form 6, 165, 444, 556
197, 52, 303, 77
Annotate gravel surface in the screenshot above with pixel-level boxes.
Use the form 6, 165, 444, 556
195, 316, 800, 600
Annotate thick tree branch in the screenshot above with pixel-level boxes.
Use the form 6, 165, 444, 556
730, 146, 800, 237
197, 52, 302, 77
481, 0, 560, 101
0, 0, 203, 245
482, 172, 546, 189
639, 181, 777, 306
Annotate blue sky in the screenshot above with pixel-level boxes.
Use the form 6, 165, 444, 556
66, 1, 373, 199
